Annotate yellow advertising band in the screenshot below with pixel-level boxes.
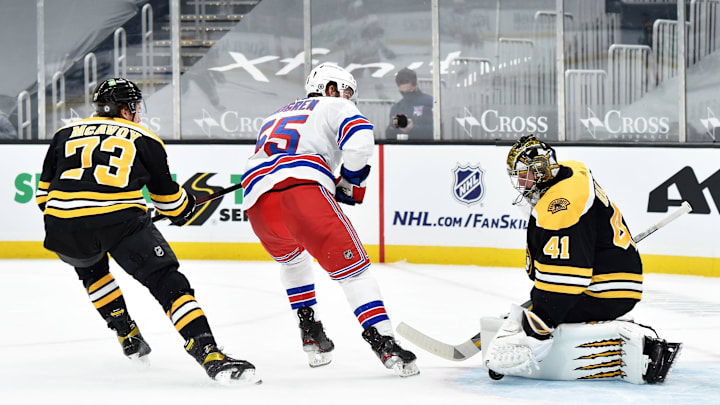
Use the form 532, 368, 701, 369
1, 242, 717, 277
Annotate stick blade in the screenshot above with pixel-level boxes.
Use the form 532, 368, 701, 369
396, 322, 481, 361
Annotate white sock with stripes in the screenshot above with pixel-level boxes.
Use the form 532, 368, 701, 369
339, 269, 393, 336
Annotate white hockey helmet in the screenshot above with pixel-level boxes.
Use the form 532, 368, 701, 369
305, 62, 357, 100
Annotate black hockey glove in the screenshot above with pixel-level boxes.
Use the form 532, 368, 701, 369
169, 188, 196, 226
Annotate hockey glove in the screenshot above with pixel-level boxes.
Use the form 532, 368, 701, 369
335, 165, 371, 206
169, 188, 197, 226
485, 304, 554, 376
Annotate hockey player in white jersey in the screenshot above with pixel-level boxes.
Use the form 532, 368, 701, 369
242, 63, 419, 377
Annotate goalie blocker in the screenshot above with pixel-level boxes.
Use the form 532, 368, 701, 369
480, 317, 682, 384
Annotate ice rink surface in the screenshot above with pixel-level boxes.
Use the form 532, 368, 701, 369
1, 259, 718, 405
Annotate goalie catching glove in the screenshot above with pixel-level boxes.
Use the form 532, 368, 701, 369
485, 304, 554, 375
335, 165, 371, 205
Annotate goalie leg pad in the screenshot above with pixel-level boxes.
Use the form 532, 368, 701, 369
482, 317, 681, 384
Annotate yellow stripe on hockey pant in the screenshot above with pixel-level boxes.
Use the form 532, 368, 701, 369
44, 204, 147, 218
47, 190, 143, 201
534, 280, 587, 294
36, 195, 48, 204
87, 273, 115, 294
591, 272, 643, 283
38, 181, 50, 190
583, 290, 642, 300
173, 308, 205, 332
93, 288, 123, 309
534, 261, 593, 277
168, 294, 196, 316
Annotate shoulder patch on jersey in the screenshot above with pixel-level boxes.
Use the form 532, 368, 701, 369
533, 161, 595, 230
547, 198, 571, 214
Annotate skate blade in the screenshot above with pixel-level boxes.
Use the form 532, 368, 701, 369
307, 350, 332, 368
213, 368, 263, 386
391, 360, 420, 377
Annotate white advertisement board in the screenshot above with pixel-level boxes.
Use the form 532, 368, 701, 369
383, 144, 720, 259
3, 144, 380, 244
4, 143, 719, 264
383, 144, 528, 248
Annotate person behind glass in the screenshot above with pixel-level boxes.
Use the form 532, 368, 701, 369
35, 77, 260, 385
385, 67, 434, 141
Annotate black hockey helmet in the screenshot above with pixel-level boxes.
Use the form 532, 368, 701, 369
93, 78, 144, 117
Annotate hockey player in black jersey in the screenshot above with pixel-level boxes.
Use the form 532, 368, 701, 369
36, 78, 259, 384
484, 135, 680, 383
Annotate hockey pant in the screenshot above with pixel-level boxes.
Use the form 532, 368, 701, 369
247, 183, 392, 335
47, 213, 213, 340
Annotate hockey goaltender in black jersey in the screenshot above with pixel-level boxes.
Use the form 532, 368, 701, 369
505, 135, 642, 327
524, 159, 642, 326
484, 135, 679, 384
35, 78, 259, 384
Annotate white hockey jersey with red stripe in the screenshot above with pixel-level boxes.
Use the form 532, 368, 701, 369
242, 96, 374, 209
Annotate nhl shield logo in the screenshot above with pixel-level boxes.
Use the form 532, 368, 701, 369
452, 164, 486, 206
154, 246, 165, 257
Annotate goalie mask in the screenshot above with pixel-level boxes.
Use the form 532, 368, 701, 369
93, 78, 146, 118
506, 134, 559, 206
305, 63, 357, 100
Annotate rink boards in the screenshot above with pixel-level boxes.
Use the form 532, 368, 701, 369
3, 143, 719, 276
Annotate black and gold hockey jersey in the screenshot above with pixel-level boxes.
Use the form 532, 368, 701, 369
36, 117, 189, 229
525, 161, 642, 326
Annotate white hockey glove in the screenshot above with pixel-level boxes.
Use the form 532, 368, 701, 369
335, 165, 371, 206
485, 304, 554, 376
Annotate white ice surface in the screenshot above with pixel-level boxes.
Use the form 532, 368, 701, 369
1, 259, 718, 404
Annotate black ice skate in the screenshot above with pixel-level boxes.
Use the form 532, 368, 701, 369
643, 337, 683, 384
362, 326, 419, 377
297, 307, 334, 367
185, 334, 261, 385
115, 321, 151, 362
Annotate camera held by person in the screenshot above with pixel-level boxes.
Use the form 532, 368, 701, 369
392, 113, 409, 129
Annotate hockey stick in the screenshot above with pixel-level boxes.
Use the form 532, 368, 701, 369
397, 201, 693, 361
151, 182, 244, 223
632, 201, 692, 243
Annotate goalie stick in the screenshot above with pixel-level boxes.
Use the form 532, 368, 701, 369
632, 201, 692, 243
397, 201, 693, 361
151, 182, 244, 223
